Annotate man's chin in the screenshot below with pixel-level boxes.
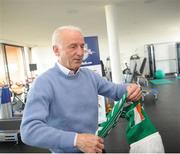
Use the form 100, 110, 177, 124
75, 62, 82, 67
71, 65, 81, 72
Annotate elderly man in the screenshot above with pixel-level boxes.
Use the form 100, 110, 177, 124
20, 25, 141, 153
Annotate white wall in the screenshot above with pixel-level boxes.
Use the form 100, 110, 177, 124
0, 0, 3, 37
31, 47, 56, 75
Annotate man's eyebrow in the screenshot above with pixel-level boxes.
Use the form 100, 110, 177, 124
68, 43, 84, 46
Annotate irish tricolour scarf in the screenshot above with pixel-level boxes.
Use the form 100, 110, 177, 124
97, 92, 164, 153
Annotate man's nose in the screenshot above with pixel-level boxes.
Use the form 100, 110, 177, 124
77, 46, 84, 57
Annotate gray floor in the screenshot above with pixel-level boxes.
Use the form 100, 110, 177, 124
0, 78, 180, 153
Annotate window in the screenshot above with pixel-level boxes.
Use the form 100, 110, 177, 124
0, 45, 7, 84
0, 44, 27, 86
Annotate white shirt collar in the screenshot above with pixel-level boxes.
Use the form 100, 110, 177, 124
56, 62, 79, 76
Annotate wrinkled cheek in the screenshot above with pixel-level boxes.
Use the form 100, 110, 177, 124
67, 60, 73, 67
69, 60, 77, 68
74, 62, 81, 69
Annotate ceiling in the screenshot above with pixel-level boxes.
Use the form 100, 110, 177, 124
0, 0, 180, 47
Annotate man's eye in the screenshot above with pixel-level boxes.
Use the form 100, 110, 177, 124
70, 45, 77, 49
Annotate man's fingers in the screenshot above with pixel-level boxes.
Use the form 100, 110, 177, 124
127, 84, 136, 96
128, 86, 140, 100
76, 134, 104, 153
130, 88, 141, 101
97, 142, 104, 151
133, 90, 142, 102
96, 137, 104, 152
96, 147, 103, 153
127, 84, 142, 101
98, 137, 104, 144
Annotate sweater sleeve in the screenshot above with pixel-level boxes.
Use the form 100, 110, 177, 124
92, 71, 128, 101
20, 76, 76, 151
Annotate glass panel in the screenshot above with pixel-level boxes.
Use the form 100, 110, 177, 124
176, 43, 180, 74
177, 43, 180, 59
5, 45, 26, 85
0, 45, 7, 85
156, 59, 177, 74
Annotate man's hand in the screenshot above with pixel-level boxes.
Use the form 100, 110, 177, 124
75, 133, 104, 153
127, 83, 142, 102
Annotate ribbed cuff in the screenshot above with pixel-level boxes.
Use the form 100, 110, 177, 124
73, 133, 78, 147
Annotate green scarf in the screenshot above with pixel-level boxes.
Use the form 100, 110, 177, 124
97, 92, 164, 153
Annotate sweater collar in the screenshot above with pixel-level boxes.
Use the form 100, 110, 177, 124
56, 62, 80, 76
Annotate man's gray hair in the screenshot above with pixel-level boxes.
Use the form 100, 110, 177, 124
52, 25, 82, 46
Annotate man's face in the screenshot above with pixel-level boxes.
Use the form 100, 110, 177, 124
55, 30, 85, 71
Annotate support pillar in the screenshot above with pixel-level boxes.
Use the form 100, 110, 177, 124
105, 5, 123, 83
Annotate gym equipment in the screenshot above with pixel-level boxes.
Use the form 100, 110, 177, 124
129, 54, 141, 74
146, 44, 156, 78
132, 57, 147, 84
139, 57, 147, 74
122, 55, 139, 83
177, 43, 180, 75
123, 63, 131, 74
122, 63, 132, 83
154, 69, 165, 79
146, 43, 179, 78
123, 56, 148, 87
123, 54, 147, 84
141, 87, 159, 100
136, 58, 149, 87
129, 57, 158, 98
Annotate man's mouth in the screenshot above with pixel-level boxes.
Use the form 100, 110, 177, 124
74, 59, 82, 63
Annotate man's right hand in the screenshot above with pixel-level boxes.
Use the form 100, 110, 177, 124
75, 133, 104, 153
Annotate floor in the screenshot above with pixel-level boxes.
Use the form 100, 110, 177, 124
0, 78, 180, 153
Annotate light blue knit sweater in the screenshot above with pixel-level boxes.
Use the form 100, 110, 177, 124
20, 64, 127, 153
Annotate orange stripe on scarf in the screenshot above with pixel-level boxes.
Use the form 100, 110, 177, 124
136, 103, 144, 120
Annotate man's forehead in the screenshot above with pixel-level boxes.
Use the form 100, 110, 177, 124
64, 37, 84, 45
67, 42, 85, 46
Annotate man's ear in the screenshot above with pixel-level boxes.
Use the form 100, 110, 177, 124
53, 45, 60, 56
